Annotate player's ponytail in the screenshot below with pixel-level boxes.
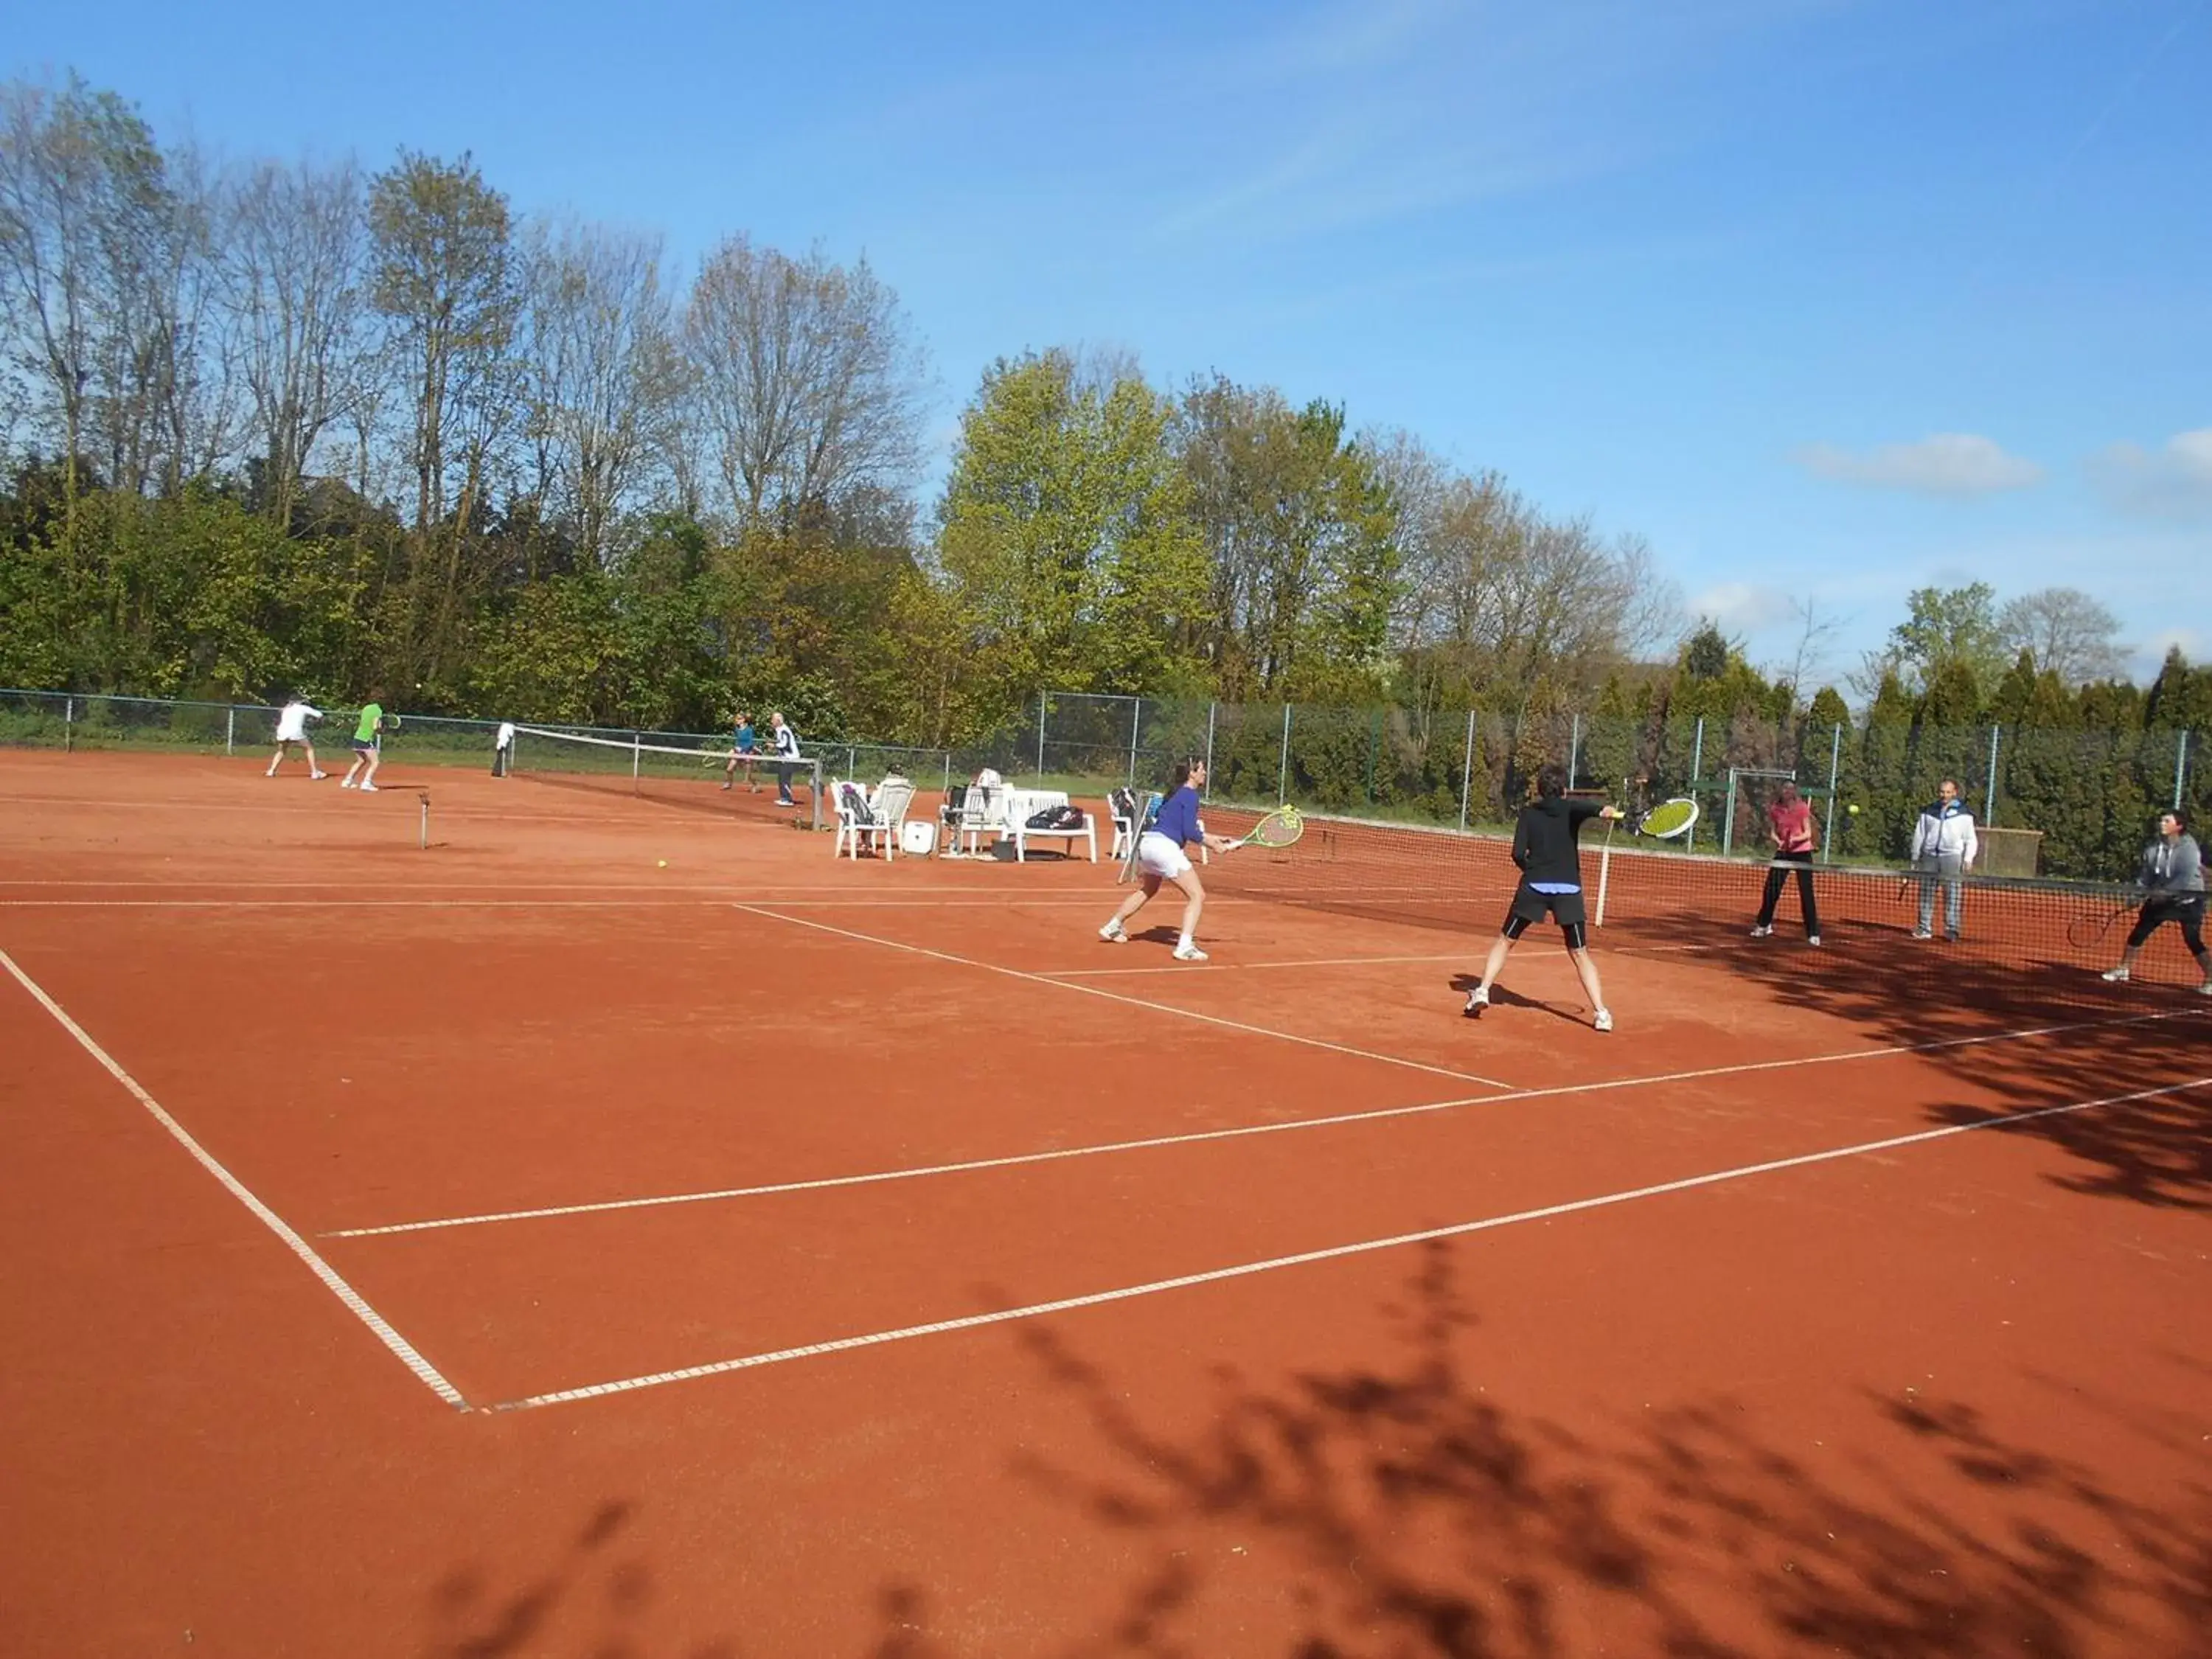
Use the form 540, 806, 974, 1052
1166, 759, 1195, 796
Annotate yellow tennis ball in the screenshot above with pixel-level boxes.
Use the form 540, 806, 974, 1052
657, 859, 668, 867
1847, 804, 1860, 815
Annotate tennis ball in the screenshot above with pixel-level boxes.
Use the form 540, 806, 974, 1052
657, 859, 668, 868
1848, 804, 1860, 815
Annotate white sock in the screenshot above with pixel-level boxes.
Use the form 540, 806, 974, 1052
1178, 932, 1193, 949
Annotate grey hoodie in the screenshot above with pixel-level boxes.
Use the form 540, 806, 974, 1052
2141, 832, 2205, 893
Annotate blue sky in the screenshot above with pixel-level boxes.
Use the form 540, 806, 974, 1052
11, 0, 2208, 686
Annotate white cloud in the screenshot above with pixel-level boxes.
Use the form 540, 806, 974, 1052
2136, 626, 2206, 677
1794, 434, 2043, 495
2090, 428, 2212, 521
1688, 581, 1795, 632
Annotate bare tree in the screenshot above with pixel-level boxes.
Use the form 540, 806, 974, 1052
515, 218, 684, 563
223, 154, 371, 525
368, 150, 515, 532
1773, 595, 1846, 703
0, 77, 150, 517
683, 236, 925, 526
1998, 587, 2127, 684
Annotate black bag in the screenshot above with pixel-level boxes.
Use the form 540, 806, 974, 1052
840, 782, 875, 825
1024, 807, 1059, 829
1048, 804, 1086, 830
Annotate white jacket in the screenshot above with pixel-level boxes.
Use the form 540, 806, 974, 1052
1910, 799, 1978, 867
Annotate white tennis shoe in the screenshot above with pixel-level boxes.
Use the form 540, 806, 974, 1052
1593, 1008, 1613, 1033
1099, 919, 1127, 944
1172, 942, 1208, 962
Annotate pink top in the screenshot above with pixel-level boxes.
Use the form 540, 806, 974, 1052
1770, 798, 1815, 853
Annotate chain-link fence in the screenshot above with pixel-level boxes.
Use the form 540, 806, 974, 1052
6, 686, 2198, 883
1023, 692, 2199, 883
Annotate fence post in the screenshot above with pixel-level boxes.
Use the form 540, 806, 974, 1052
1822, 721, 1842, 863
226, 708, 235, 756
1203, 702, 1216, 799
1983, 723, 2001, 825
1036, 691, 1046, 779
1127, 697, 1141, 788
942, 752, 951, 798
1568, 712, 1580, 790
64, 696, 74, 752
1458, 709, 1476, 832
1277, 703, 1291, 805
1722, 771, 1739, 858
2177, 730, 2191, 810
632, 731, 641, 782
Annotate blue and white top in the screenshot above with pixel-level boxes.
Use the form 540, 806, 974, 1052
773, 722, 800, 761
1148, 785, 1204, 848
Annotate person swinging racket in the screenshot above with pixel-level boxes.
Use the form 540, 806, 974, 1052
1464, 765, 1623, 1032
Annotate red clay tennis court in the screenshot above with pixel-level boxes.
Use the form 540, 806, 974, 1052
4, 748, 2208, 1657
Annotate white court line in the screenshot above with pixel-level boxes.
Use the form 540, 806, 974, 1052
0, 946, 467, 1411
485, 1071, 2212, 1411
1046, 952, 1472, 978
731, 903, 1514, 1089
0, 900, 1144, 918
327, 1005, 2204, 1240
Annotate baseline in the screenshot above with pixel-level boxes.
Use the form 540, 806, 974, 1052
327, 1005, 2201, 1241
0, 945, 467, 1410
485, 1072, 2212, 1411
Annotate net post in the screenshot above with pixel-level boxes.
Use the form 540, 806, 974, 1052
1823, 721, 1842, 863
1686, 717, 1703, 851
226, 707, 234, 756
1983, 723, 2000, 825
1127, 696, 1141, 787
418, 792, 430, 850
1458, 709, 1475, 832
1278, 703, 1291, 805
1203, 701, 1216, 799
2174, 730, 2189, 811
631, 731, 641, 787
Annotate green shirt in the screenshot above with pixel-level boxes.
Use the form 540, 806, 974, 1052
355, 703, 383, 743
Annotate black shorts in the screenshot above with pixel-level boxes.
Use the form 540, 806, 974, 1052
1503, 882, 1587, 945
2127, 894, 2207, 953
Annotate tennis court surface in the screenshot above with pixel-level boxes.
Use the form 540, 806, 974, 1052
4, 749, 2208, 1657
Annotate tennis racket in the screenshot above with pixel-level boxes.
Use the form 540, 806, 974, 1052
1631, 798, 1698, 840
2066, 900, 2135, 950
1225, 804, 1303, 852
380, 713, 403, 733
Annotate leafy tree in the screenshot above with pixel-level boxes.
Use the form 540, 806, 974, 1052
1682, 620, 1731, 681
1864, 582, 2009, 700
936, 349, 1206, 723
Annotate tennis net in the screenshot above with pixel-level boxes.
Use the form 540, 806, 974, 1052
1194, 804, 2209, 1011
502, 725, 826, 830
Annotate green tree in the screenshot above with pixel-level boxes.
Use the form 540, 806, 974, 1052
1177, 375, 1397, 700
937, 350, 1206, 724
1870, 582, 2008, 700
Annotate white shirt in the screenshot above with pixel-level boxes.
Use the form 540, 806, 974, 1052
773, 723, 800, 760
275, 701, 321, 742
1910, 799, 1979, 866
495, 721, 516, 751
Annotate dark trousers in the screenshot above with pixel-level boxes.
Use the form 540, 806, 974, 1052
1756, 852, 1819, 934
776, 759, 797, 803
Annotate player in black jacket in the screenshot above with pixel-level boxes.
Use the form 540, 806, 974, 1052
1464, 764, 1623, 1032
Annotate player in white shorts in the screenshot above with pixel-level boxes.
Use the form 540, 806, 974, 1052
1098, 759, 1236, 961
267, 698, 328, 779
